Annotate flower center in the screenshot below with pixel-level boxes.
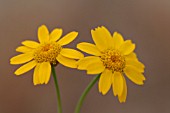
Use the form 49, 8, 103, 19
34, 42, 62, 64
100, 49, 125, 72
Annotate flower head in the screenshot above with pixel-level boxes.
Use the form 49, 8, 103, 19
10, 25, 84, 85
77, 26, 145, 103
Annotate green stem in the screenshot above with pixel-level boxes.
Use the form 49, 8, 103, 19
52, 65, 62, 113
74, 74, 101, 113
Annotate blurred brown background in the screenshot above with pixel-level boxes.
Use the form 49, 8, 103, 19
0, 0, 170, 113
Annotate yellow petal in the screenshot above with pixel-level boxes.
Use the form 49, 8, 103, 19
38, 25, 49, 43
77, 56, 101, 70
118, 76, 127, 103
60, 48, 84, 59
22, 40, 40, 48
101, 26, 112, 38
56, 54, 77, 68
14, 60, 37, 75
50, 28, 62, 42
16, 46, 33, 53
91, 26, 111, 51
127, 65, 145, 80
125, 52, 137, 60
124, 66, 145, 85
10, 53, 33, 64
100, 26, 113, 48
112, 72, 124, 96
99, 69, 112, 95
119, 40, 135, 55
77, 42, 101, 56
86, 60, 105, 74
112, 32, 124, 49
58, 32, 78, 46
39, 62, 51, 84
33, 63, 41, 85
126, 59, 145, 73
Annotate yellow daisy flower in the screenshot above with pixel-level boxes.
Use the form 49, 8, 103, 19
77, 26, 145, 103
10, 25, 84, 85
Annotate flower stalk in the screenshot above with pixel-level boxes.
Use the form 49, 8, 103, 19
74, 74, 100, 113
52, 65, 62, 113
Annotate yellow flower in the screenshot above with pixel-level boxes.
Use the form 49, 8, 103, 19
10, 25, 84, 85
77, 26, 145, 103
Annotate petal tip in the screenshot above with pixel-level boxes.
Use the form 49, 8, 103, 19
33, 83, 37, 85
73, 31, 78, 36
102, 91, 107, 95
119, 100, 126, 103
91, 29, 94, 34
14, 71, 20, 76
39, 24, 47, 28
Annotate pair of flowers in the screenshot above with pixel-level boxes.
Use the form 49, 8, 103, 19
10, 25, 145, 103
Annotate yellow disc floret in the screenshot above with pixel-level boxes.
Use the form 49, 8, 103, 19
101, 49, 125, 72
34, 42, 62, 64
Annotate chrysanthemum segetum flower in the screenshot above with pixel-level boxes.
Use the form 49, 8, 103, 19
10, 25, 84, 85
77, 26, 145, 103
